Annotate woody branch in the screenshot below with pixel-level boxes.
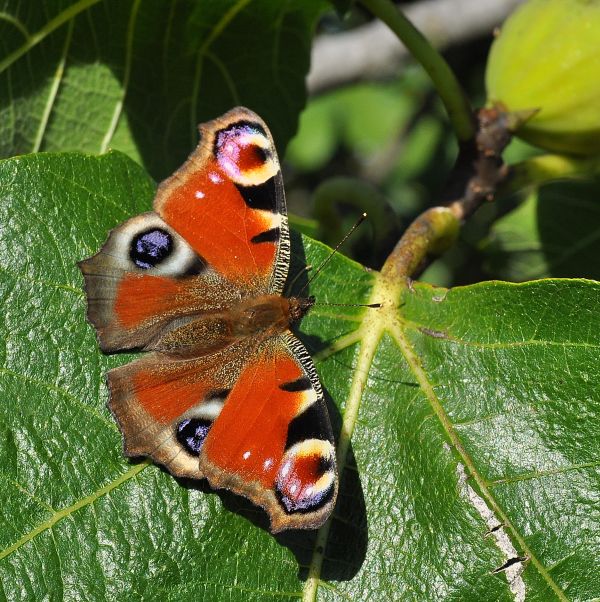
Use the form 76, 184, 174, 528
381, 107, 513, 282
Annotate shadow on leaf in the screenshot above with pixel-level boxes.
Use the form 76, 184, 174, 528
168, 382, 368, 583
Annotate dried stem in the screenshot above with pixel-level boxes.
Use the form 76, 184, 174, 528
381, 107, 513, 280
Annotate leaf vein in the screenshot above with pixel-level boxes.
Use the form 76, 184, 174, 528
189, 0, 252, 139
490, 461, 600, 487
0, 11, 30, 38
0, 0, 101, 75
99, 0, 141, 152
389, 320, 569, 601
32, 19, 74, 152
302, 273, 390, 601
0, 474, 56, 513
0, 462, 149, 561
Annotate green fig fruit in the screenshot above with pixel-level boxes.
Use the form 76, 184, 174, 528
486, 0, 600, 156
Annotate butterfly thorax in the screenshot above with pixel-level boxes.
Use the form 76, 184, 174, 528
230, 295, 315, 337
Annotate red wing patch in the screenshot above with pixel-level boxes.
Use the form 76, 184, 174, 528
201, 347, 305, 487
129, 361, 214, 424
154, 108, 288, 291
157, 163, 279, 286
107, 345, 246, 480
114, 273, 195, 329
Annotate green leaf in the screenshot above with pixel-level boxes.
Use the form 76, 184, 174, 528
1, 152, 599, 600
0, 0, 324, 179
483, 180, 600, 281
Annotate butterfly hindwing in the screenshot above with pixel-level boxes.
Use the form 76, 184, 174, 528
107, 339, 251, 479
199, 333, 338, 532
107, 330, 338, 532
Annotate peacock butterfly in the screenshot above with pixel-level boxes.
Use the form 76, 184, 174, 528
79, 107, 337, 532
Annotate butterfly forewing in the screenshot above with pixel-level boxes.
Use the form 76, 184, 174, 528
154, 107, 290, 295
79, 107, 337, 532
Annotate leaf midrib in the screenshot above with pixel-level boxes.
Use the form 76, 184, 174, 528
302, 270, 401, 602
302, 271, 570, 601
389, 318, 568, 600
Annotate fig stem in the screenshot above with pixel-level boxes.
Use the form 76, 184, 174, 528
381, 107, 513, 280
360, 0, 476, 142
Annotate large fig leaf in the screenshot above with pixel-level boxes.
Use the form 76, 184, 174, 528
0, 0, 323, 179
1, 152, 599, 600
484, 179, 600, 281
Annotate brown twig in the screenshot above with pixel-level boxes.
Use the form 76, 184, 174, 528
381, 106, 513, 281
448, 106, 512, 221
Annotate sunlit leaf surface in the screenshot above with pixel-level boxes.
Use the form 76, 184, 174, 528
1, 152, 598, 600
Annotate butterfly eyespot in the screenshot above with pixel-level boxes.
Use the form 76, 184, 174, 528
176, 418, 212, 456
214, 120, 277, 187
251, 145, 268, 163
130, 228, 173, 269
275, 439, 336, 514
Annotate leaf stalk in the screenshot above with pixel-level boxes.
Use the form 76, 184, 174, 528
359, 0, 476, 142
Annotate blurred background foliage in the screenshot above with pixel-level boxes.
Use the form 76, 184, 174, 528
284, 1, 600, 288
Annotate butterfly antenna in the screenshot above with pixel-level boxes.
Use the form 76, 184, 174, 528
316, 301, 382, 308
297, 212, 368, 297
285, 264, 312, 296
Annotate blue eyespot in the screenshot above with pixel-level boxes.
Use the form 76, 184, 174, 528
130, 228, 173, 269
176, 418, 212, 456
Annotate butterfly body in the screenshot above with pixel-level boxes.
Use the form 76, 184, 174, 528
142, 294, 313, 357
80, 108, 337, 532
